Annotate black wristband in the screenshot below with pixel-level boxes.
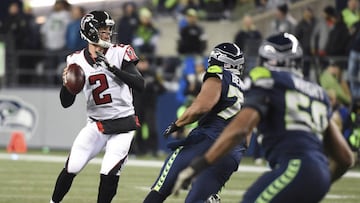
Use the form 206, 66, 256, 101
190, 156, 211, 175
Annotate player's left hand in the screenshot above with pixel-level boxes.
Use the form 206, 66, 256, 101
163, 122, 180, 137
95, 51, 116, 72
172, 166, 195, 196
172, 156, 210, 196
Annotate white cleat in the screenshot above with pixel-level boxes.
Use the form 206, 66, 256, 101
206, 194, 221, 203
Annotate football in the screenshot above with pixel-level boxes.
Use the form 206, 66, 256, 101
65, 63, 85, 95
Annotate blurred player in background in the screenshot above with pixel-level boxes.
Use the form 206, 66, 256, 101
173, 32, 354, 203
143, 42, 247, 203
50, 10, 144, 203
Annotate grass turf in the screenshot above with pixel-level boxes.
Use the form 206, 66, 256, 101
0, 153, 359, 203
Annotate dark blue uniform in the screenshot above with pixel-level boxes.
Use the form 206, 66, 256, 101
242, 67, 332, 203
149, 65, 247, 203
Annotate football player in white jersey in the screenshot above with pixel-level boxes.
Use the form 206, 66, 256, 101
50, 10, 144, 203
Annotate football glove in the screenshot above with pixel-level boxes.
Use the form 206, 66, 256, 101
163, 122, 181, 137
95, 51, 116, 73
172, 156, 210, 196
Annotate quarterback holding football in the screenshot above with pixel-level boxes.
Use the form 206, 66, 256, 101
50, 10, 144, 203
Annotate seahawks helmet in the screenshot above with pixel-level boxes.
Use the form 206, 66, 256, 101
80, 11, 115, 48
208, 43, 245, 75
258, 32, 303, 75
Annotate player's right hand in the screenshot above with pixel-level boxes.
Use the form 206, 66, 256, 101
62, 66, 69, 86
163, 122, 180, 137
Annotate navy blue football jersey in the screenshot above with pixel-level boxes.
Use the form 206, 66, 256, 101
243, 67, 332, 166
195, 65, 246, 140
146, 66, 248, 202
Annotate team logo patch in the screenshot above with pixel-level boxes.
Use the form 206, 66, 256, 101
125, 46, 138, 61
0, 96, 38, 140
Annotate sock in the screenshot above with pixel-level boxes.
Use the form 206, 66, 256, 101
97, 174, 120, 203
143, 190, 166, 203
51, 168, 76, 203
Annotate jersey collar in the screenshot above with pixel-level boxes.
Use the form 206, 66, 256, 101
84, 48, 109, 68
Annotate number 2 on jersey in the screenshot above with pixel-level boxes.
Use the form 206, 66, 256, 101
89, 74, 112, 105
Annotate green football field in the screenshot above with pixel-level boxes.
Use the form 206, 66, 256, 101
0, 152, 359, 203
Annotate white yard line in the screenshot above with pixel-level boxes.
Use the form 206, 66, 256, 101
0, 153, 359, 178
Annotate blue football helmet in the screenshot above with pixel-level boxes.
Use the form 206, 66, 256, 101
208, 42, 245, 76
258, 32, 303, 75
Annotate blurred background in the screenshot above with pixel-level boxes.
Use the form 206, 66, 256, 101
1, 0, 359, 162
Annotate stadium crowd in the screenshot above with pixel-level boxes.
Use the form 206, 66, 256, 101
0, 0, 359, 161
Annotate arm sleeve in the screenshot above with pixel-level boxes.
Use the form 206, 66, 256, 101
111, 60, 145, 92
60, 86, 76, 108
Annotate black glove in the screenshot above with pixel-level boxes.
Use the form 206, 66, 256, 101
95, 51, 116, 72
163, 122, 181, 137
172, 156, 210, 196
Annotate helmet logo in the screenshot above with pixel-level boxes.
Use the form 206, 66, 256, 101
81, 14, 94, 31
214, 51, 222, 59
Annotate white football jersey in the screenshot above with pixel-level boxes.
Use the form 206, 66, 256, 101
66, 44, 138, 120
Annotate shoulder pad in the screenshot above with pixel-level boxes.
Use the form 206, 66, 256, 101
66, 53, 77, 65
248, 66, 274, 89
249, 66, 271, 82
207, 65, 223, 74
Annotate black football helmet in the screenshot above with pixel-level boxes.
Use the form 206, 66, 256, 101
258, 32, 303, 75
80, 10, 115, 48
208, 42, 245, 76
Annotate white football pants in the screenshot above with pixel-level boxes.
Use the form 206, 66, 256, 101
66, 120, 134, 175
